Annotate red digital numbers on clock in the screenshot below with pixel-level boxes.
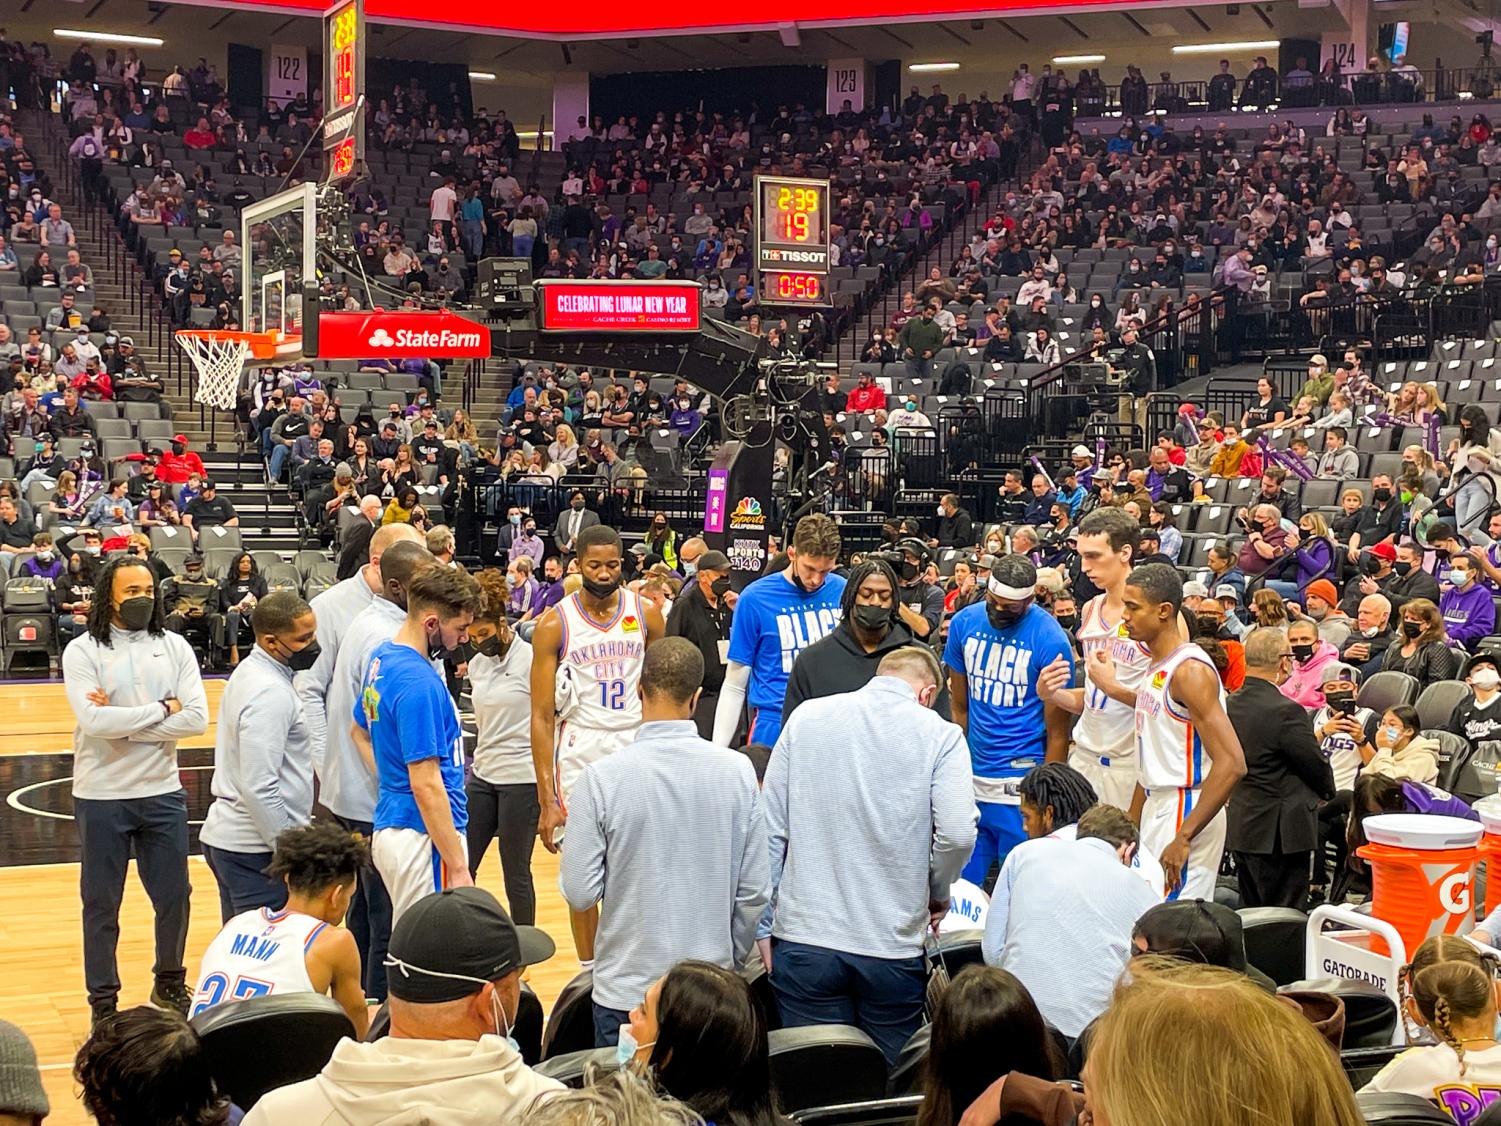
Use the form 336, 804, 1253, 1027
330, 137, 356, 178
774, 272, 823, 301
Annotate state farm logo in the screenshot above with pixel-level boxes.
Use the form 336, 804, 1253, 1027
367, 326, 484, 349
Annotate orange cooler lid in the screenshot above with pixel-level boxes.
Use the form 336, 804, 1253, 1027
1364, 814, 1483, 850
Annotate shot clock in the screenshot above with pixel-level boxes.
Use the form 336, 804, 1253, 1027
755, 175, 832, 308
322, 0, 365, 183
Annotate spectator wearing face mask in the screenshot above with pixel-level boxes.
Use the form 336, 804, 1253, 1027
1279, 618, 1342, 709
18, 531, 64, 581
1309, 664, 1373, 893
507, 517, 545, 570
668, 394, 701, 437
1439, 550, 1496, 651
155, 434, 204, 483
1365, 704, 1441, 784
1382, 598, 1461, 689
888, 396, 931, 429
1450, 653, 1501, 755
242, 887, 562, 1124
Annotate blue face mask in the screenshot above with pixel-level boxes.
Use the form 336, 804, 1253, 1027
509, 514, 521, 526
616, 1026, 655, 1069
682, 561, 697, 577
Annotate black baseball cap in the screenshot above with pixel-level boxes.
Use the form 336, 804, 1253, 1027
384, 887, 554, 1002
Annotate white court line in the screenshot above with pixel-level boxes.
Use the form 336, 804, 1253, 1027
7, 765, 213, 824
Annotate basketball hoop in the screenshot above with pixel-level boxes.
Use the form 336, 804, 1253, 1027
175, 330, 285, 411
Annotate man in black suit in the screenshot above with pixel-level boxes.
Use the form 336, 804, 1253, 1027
1225, 627, 1336, 908
335, 494, 383, 580
552, 489, 600, 560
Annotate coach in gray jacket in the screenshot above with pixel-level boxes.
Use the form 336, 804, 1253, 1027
199, 592, 320, 921
561, 637, 768, 1048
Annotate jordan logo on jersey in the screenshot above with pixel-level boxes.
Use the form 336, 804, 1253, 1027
959, 636, 1035, 707
775, 608, 841, 672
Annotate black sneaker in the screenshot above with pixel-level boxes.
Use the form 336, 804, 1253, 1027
150, 979, 191, 1017
90, 998, 117, 1028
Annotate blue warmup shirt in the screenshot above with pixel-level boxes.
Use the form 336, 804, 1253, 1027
727, 569, 847, 721
355, 640, 468, 834
943, 602, 1074, 779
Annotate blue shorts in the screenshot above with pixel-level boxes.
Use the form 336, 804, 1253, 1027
748, 706, 783, 751
961, 801, 1027, 888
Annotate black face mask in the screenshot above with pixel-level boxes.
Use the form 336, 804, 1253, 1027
1197, 613, 1223, 636
709, 576, 733, 600
117, 595, 154, 631
475, 635, 504, 659
424, 622, 452, 660
1393, 560, 1413, 577
1361, 554, 1385, 576
1055, 613, 1078, 631
1325, 690, 1355, 710
171, 442, 185, 455
1372, 487, 1392, 504
898, 559, 920, 582
987, 601, 1027, 630
286, 639, 321, 672
1402, 620, 1423, 640
851, 603, 892, 632
1291, 642, 1315, 663
582, 574, 621, 600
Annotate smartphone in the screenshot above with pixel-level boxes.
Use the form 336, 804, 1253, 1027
1332, 698, 1357, 716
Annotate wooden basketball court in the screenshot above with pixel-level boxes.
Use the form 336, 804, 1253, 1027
0, 680, 583, 1125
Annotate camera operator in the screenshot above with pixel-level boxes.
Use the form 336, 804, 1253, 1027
890, 537, 945, 641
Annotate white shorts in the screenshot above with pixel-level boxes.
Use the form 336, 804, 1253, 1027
1139, 787, 1227, 902
554, 722, 634, 811
1067, 744, 1141, 812
372, 827, 470, 925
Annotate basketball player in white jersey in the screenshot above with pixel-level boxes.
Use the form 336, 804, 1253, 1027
1036, 508, 1152, 809
530, 523, 665, 960
1120, 563, 1246, 900
191, 822, 370, 1037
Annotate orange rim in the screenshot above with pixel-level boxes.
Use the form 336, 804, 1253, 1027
174, 329, 289, 361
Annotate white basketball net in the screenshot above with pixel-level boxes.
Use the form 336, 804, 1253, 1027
177, 334, 250, 411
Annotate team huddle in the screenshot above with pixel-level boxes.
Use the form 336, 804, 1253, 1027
70, 505, 1244, 1051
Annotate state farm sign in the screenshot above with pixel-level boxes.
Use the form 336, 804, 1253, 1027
317, 311, 491, 358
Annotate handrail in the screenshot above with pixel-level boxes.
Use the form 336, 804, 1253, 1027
1066, 64, 1499, 118
1024, 284, 1231, 395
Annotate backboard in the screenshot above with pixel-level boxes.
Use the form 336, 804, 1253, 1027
241, 181, 317, 355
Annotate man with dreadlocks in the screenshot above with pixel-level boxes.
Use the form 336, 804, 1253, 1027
1016, 761, 1168, 896
783, 557, 916, 719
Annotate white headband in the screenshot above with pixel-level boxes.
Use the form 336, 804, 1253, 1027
988, 576, 1034, 600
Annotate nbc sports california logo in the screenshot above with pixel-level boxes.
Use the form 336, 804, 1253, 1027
729, 496, 765, 529
366, 324, 484, 349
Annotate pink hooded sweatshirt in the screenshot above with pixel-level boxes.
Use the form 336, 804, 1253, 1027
1280, 639, 1341, 709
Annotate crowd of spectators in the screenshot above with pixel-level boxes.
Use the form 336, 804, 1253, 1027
17, 32, 1501, 1126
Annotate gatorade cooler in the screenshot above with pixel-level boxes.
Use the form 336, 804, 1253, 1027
1477, 797, 1501, 917
1357, 814, 1483, 957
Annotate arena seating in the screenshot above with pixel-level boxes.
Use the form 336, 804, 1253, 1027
14, 27, 1501, 1126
